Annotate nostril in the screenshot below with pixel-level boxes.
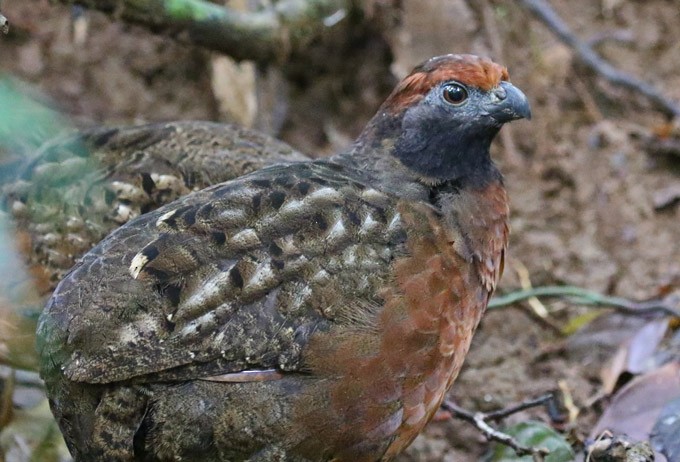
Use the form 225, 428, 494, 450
494, 87, 507, 100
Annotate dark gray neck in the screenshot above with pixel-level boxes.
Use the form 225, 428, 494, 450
331, 109, 502, 198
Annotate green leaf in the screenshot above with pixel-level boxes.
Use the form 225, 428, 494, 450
164, 0, 226, 22
560, 310, 603, 336
488, 421, 575, 462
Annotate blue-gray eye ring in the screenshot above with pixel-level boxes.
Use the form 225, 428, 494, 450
443, 83, 468, 105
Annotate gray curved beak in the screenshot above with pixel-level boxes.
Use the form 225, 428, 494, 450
489, 81, 532, 123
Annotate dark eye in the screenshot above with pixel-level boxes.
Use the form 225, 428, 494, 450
442, 83, 468, 106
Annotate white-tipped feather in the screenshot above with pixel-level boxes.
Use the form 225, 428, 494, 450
129, 253, 148, 279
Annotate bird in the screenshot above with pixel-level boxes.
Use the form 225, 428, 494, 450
2, 121, 308, 293
37, 54, 531, 461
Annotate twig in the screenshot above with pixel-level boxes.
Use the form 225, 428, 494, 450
517, 0, 680, 119
442, 395, 553, 459
587, 29, 635, 48
55, 0, 350, 63
485, 393, 555, 421
557, 380, 579, 423
510, 261, 565, 335
489, 285, 680, 318
513, 260, 549, 318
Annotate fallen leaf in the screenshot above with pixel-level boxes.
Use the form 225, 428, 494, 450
561, 310, 603, 336
566, 313, 648, 375
209, 0, 257, 128
591, 361, 680, 447
601, 319, 669, 394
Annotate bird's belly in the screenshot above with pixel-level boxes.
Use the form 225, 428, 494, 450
145, 374, 403, 461
142, 378, 315, 461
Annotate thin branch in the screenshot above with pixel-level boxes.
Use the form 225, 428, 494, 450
58, 0, 350, 63
483, 393, 555, 421
517, 0, 680, 119
442, 397, 552, 459
512, 260, 549, 318
489, 285, 680, 318
509, 261, 565, 335
587, 29, 635, 48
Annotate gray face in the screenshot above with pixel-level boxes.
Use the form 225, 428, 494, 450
393, 80, 530, 184
417, 84, 492, 139
412, 79, 531, 131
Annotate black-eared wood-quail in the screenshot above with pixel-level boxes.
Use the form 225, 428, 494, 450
38, 54, 530, 461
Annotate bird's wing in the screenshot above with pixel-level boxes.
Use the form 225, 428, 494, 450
3, 121, 308, 284
38, 161, 407, 385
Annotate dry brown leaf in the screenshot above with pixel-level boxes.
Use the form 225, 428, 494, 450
566, 314, 648, 375
210, 56, 257, 127
209, 0, 257, 127
591, 361, 680, 446
600, 319, 669, 394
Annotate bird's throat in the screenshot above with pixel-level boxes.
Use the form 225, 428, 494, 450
340, 110, 502, 192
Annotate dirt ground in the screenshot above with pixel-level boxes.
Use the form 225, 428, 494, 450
1, 0, 679, 461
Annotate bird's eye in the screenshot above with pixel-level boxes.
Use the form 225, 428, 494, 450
442, 83, 468, 106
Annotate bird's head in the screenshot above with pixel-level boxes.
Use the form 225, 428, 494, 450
355, 54, 531, 186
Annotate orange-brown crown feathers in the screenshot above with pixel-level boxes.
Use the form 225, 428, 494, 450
384, 54, 510, 112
